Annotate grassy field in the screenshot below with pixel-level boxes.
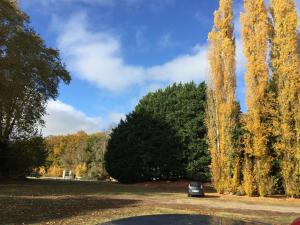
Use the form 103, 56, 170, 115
0, 179, 299, 225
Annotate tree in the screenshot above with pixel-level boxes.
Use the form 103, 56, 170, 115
105, 111, 182, 183
1, 136, 48, 178
85, 133, 108, 179
241, 0, 274, 196
135, 82, 210, 181
45, 131, 109, 179
105, 82, 210, 183
207, 0, 240, 194
0, 0, 70, 177
270, 0, 300, 197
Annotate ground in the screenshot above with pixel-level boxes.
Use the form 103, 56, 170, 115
0, 179, 299, 225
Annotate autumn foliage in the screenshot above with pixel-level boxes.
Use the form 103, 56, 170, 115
270, 0, 300, 197
207, 0, 241, 194
44, 131, 109, 180
208, 0, 300, 197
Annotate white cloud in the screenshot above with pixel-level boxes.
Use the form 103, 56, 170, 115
146, 45, 209, 83
107, 112, 125, 125
55, 13, 144, 92
55, 13, 210, 92
43, 100, 102, 136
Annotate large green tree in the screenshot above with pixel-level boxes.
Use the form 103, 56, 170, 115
0, 0, 70, 177
105, 82, 210, 183
105, 110, 183, 183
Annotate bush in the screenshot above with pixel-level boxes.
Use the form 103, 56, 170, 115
0, 137, 48, 179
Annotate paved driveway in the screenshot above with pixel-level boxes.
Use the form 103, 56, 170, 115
101, 214, 269, 225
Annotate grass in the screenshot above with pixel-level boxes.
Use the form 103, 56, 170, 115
0, 179, 299, 224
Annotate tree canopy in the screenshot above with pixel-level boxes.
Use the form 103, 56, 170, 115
0, 0, 70, 178
0, 0, 70, 145
105, 82, 210, 183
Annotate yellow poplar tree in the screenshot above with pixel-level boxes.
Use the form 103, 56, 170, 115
8, 0, 18, 8
270, 0, 300, 197
241, 0, 274, 196
207, 0, 240, 194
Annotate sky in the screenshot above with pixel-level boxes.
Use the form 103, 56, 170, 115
18, 0, 300, 136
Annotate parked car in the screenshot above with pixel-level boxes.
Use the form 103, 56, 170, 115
188, 181, 204, 197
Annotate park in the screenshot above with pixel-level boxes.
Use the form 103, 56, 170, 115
1, 0, 300, 224
0, 179, 300, 224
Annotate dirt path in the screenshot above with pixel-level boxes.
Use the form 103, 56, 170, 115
105, 192, 300, 214
166, 196, 300, 214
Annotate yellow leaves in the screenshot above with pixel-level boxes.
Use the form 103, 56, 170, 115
38, 166, 46, 176
207, 0, 240, 194
208, 0, 300, 197
241, 0, 274, 196
75, 163, 88, 178
270, 0, 300, 196
47, 165, 63, 177
243, 156, 255, 196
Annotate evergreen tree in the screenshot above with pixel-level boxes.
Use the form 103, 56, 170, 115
241, 0, 274, 196
207, 0, 240, 194
270, 0, 300, 197
105, 83, 210, 183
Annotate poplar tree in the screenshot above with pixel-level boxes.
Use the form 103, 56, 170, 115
241, 0, 274, 196
270, 0, 300, 197
207, 0, 240, 194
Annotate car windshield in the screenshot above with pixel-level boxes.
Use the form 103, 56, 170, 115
190, 182, 200, 187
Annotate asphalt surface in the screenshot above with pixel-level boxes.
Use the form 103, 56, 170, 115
101, 214, 269, 225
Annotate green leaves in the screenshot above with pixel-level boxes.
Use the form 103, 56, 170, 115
0, 0, 70, 143
0, 0, 70, 178
105, 82, 210, 183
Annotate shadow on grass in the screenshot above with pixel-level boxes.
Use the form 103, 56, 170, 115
0, 179, 195, 197
0, 195, 140, 225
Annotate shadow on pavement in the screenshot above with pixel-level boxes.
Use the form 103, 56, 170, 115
100, 214, 270, 225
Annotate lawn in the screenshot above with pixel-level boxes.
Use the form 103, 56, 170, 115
0, 179, 299, 225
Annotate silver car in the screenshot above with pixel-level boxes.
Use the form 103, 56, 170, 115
188, 182, 204, 197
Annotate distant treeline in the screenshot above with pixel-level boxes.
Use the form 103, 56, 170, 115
42, 131, 109, 179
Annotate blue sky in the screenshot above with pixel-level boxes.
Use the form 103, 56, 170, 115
18, 0, 300, 136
